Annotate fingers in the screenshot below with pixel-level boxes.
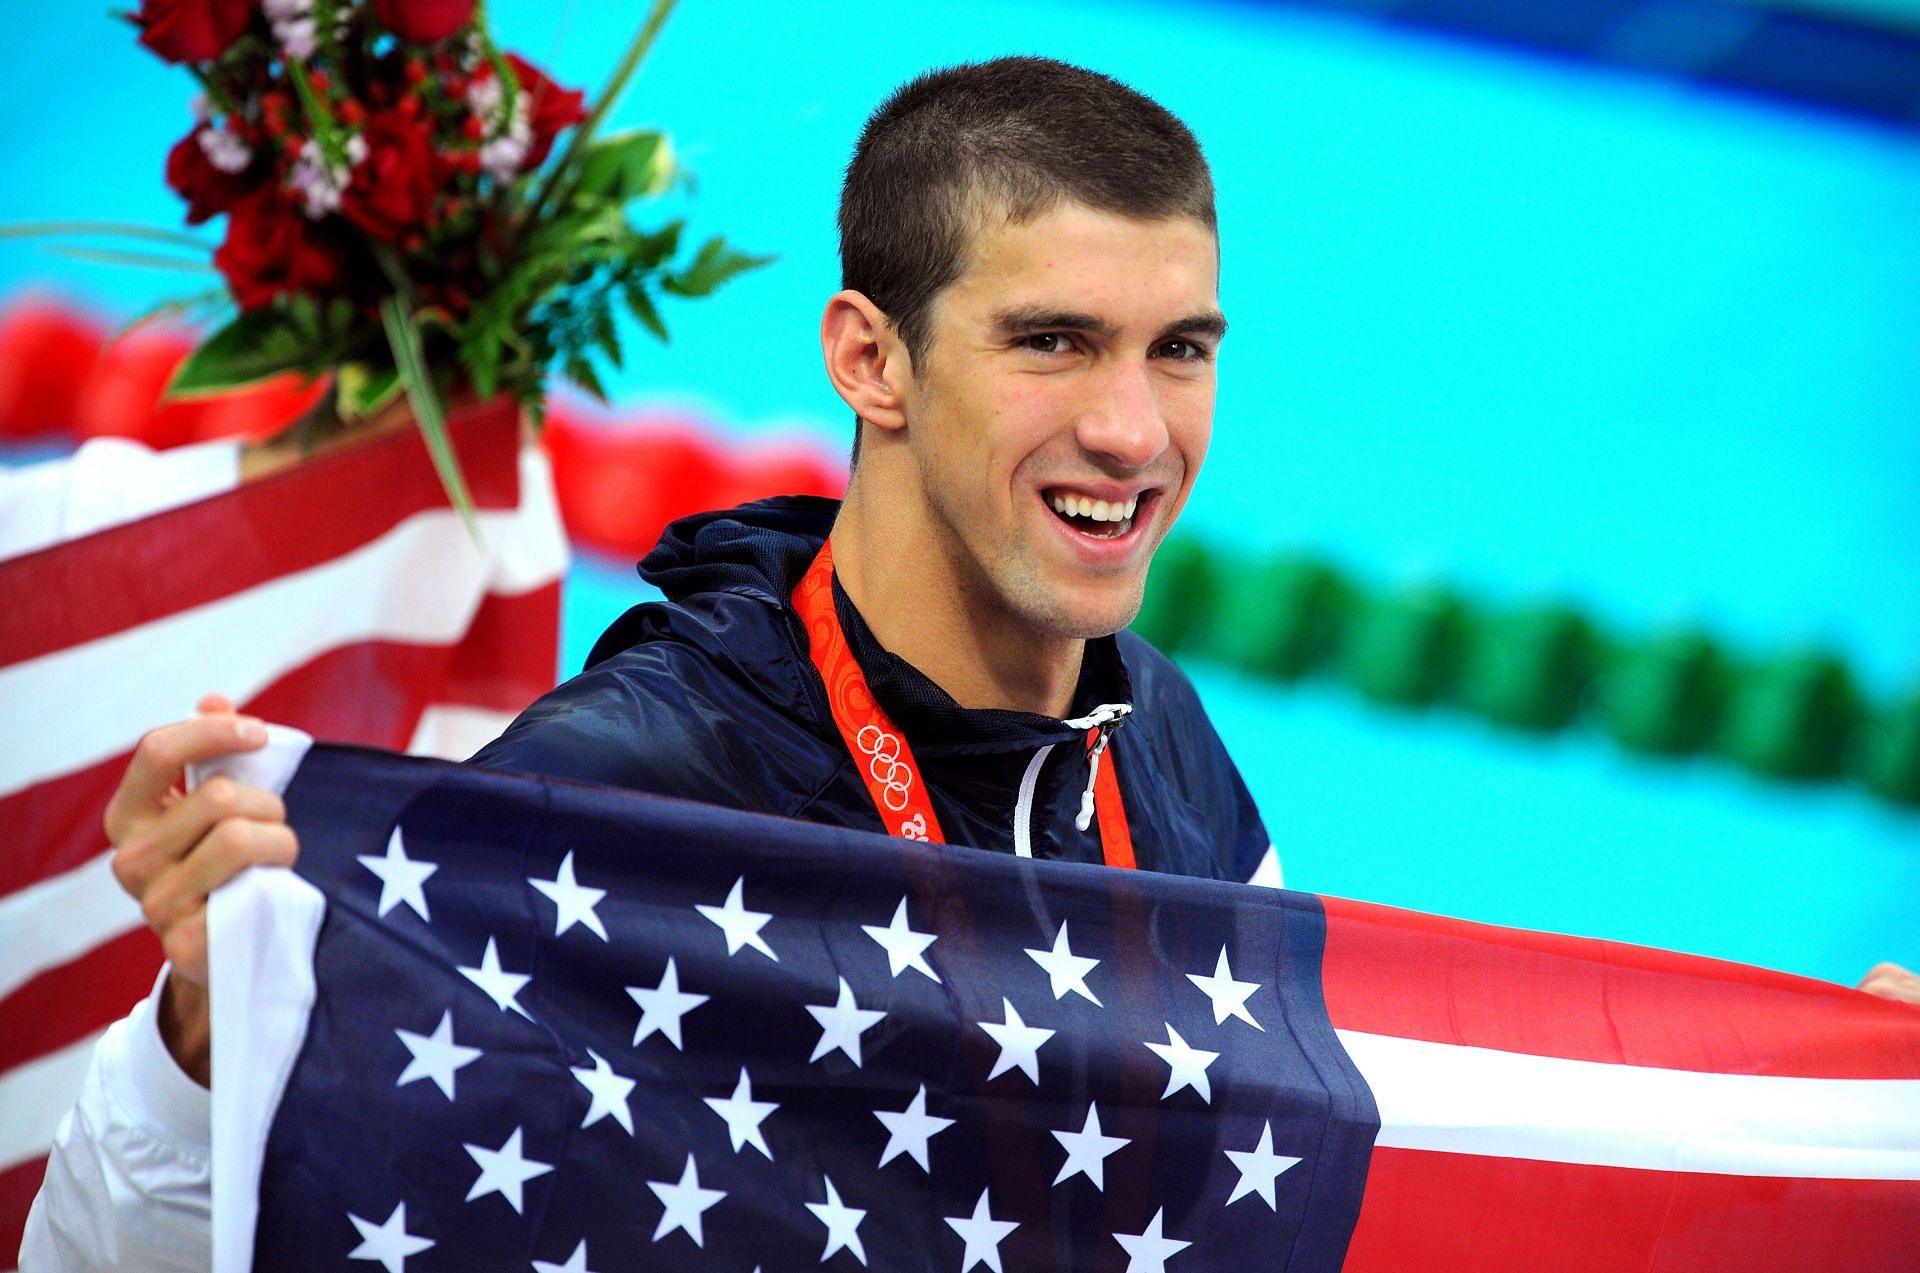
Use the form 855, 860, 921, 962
196, 692, 236, 715
112, 776, 287, 900
106, 713, 268, 843
1858, 963, 1920, 1005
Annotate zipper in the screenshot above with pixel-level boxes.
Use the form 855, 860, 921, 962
1062, 703, 1131, 834
1012, 745, 1056, 858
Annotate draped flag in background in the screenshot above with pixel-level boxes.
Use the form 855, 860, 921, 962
203, 738, 1920, 1272
0, 401, 567, 1265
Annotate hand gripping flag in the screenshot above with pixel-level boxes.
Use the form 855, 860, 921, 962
200, 736, 1920, 1272
0, 401, 565, 1263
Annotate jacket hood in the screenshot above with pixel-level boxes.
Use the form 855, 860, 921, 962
637, 494, 838, 606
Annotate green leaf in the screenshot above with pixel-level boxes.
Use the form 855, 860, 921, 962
661, 236, 772, 298
622, 280, 668, 343
113, 288, 231, 340
0, 220, 214, 252
563, 355, 609, 402
166, 308, 311, 397
572, 131, 672, 203
42, 244, 219, 274
590, 302, 623, 369
335, 362, 402, 421
379, 295, 485, 549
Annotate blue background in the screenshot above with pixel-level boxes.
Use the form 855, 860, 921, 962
5, 0, 1915, 984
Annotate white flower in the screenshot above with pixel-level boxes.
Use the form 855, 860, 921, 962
274, 15, 318, 60
288, 138, 351, 218
197, 127, 253, 174
263, 0, 311, 19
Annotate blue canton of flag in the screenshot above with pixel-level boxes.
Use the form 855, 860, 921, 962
240, 744, 1378, 1271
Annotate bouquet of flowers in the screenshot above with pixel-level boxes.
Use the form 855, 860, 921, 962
21, 0, 760, 523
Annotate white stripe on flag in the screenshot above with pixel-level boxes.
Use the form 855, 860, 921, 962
0, 500, 559, 798
0, 853, 139, 1001
0, 1029, 105, 1172
405, 704, 519, 762
1340, 1027, 1920, 1180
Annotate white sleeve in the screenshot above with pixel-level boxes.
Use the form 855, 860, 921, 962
0, 436, 240, 561
19, 973, 212, 1273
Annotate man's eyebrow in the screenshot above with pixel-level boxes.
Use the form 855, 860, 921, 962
1156, 311, 1228, 344
989, 307, 1119, 339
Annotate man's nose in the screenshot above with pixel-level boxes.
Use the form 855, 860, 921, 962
1075, 360, 1169, 470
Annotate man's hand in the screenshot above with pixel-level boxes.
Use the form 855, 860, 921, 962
105, 694, 299, 1085
1858, 963, 1920, 1005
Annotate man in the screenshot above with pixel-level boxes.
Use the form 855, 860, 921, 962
24, 57, 1281, 1266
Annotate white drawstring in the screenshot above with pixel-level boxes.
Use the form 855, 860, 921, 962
1063, 704, 1131, 833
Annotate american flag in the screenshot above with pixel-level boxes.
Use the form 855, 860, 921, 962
204, 738, 1920, 1272
0, 399, 566, 1266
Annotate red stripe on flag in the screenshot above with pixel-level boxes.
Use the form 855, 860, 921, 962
1319, 894, 1920, 1078
0, 585, 557, 898
1341, 1146, 1920, 1273
0, 928, 159, 1074
0, 1156, 48, 1271
0, 398, 521, 665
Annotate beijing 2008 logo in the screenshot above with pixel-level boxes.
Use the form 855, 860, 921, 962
855, 723, 914, 813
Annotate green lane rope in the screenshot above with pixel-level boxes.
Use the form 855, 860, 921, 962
1131, 540, 1920, 811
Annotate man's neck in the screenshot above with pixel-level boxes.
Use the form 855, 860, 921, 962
830, 490, 1084, 719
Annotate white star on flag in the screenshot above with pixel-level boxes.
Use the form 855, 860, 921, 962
807, 976, 886, 1066
357, 826, 436, 921
571, 1048, 636, 1133
705, 1067, 779, 1158
980, 997, 1055, 1084
1144, 1024, 1218, 1103
462, 1126, 552, 1214
697, 875, 779, 961
1051, 1102, 1129, 1190
1186, 946, 1263, 1030
1224, 1121, 1303, 1209
531, 1238, 598, 1273
805, 1176, 868, 1266
646, 1153, 726, 1247
346, 1200, 433, 1272
457, 936, 531, 1019
1113, 1208, 1191, 1273
627, 956, 709, 1050
943, 1188, 1020, 1273
530, 851, 609, 940
861, 897, 941, 982
1024, 920, 1102, 1006
393, 1009, 480, 1100
874, 1083, 954, 1171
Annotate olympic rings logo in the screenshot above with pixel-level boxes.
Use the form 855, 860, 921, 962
855, 723, 914, 812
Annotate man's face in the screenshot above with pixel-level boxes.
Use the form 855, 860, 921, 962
898, 201, 1222, 643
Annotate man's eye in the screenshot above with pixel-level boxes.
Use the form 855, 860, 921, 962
1021, 333, 1073, 355
1157, 339, 1210, 362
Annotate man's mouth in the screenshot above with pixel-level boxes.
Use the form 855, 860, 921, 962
1044, 489, 1149, 540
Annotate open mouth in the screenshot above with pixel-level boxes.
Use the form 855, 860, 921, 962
1043, 488, 1154, 541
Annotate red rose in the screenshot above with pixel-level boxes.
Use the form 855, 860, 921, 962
505, 53, 585, 170
340, 107, 448, 242
165, 126, 261, 225
214, 186, 348, 309
135, 0, 253, 64
372, 0, 475, 43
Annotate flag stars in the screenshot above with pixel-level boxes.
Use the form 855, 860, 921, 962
457, 936, 532, 1019
1145, 1024, 1219, 1104
393, 1009, 480, 1100
1224, 1122, 1302, 1209
627, 957, 708, 1051
943, 1188, 1019, 1273
862, 897, 941, 982
1051, 1102, 1130, 1190
646, 1153, 726, 1248
874, 1083, 954, 1172
1025, 920, 1102, 1006
531, 1239, 599, 1273
1113, 1208, 1191, 1273
705, 1067, 779, 1159
358, 826, 436, 921
570, 1048, 636, 1134
980, 997, 1055, 1085
1186, 946, 1264, 1031
806, 1176, 869, 1265
697, 875, 779, 961
346, 1200, 433, 1273
807, 976, 886, 1067
530, 850, 608, 940
462, 1126, 553, 1214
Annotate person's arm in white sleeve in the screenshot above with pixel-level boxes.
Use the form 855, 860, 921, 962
18, 974, 211, 1273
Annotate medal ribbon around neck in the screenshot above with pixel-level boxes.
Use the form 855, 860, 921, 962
794, 539, 1135, 869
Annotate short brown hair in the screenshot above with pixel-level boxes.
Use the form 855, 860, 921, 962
839, 56, 1216, 369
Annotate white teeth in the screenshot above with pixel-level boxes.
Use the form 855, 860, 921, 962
1048, 492, 1143, 524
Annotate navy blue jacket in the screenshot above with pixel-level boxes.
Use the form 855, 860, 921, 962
471, 497, 1272, 884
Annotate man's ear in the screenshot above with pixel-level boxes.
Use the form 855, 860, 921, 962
821, 290, 910, 432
